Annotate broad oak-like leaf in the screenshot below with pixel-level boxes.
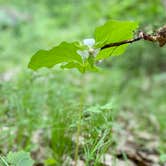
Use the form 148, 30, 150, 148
94, 20, 138, 60
28, 41, 83, 70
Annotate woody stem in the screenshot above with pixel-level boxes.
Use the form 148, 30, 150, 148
101, 32, 158, 50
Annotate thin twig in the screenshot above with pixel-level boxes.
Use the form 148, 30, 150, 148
101, 36, 143, 50
101, 25, 166, 50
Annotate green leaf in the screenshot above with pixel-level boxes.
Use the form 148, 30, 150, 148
94, 20, 138, 59
95, 20, 138, 47
85, 62, 100, 72
28, 41, 83, 70
96, 44, 128, 60
87, 55, 95, 67
61, 60, 99, 73
160, 154, 166, 163
61, 62, 85, 73
6, 151, 34, 166
44, 158, 57, 165
28, 20, 139, 73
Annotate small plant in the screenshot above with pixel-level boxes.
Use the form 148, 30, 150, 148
28, 20, 166, 73
0, 151, 34, 166
28, 19, 165, 164
28, 20, 139, 73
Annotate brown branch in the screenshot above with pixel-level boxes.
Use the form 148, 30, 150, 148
101, 36, 143, 50
101, 25, 166, 50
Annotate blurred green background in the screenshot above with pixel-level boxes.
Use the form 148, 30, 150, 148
0, 0, 165, 165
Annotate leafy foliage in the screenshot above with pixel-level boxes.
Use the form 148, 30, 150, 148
28, 20, 138, 73
94, 20, 138, 47
28, 42, 83, 70
94, 20, 138, 60
0, 151, 34, 166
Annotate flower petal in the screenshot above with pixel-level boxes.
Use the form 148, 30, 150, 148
83, 38, 95, 47
77, 50, 89, 60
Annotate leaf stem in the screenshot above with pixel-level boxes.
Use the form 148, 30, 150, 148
101, 36, 143, 50
74, 74, 85, 166
101, 28, 166, 50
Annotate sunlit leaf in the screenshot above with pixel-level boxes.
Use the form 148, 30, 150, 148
28, 41, 83, 70
94, 20, 138, 59
61, 62, 84, 73
94, 20, 138, 47
96, 44, 128, 60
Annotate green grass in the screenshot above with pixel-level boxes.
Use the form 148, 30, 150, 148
0, 67, 165, 165
0, 68, 115, 164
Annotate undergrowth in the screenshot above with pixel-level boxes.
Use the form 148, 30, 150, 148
0, 68, 165, 165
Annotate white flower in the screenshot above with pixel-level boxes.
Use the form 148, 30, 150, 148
77, 50, 89, 60
83, 38, 95, 47
77, 38, 100, 61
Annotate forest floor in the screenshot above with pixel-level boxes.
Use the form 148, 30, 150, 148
0, 68, 165, 166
